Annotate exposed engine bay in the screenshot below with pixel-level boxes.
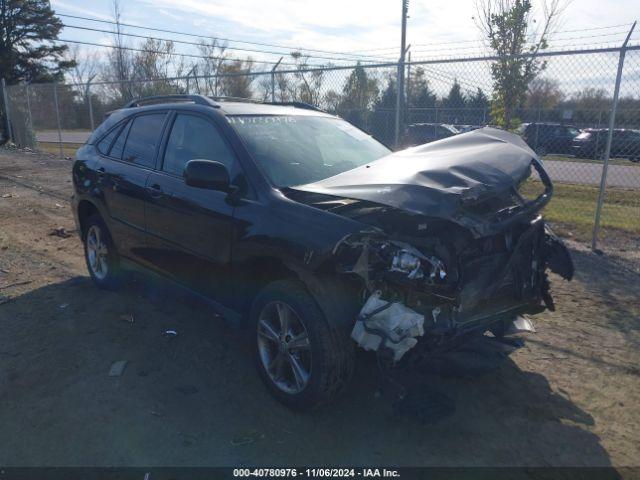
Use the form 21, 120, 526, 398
335, 218, 572, 361
287, 128, 575, 362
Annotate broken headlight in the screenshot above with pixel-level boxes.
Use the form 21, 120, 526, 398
389, 246, 447, 283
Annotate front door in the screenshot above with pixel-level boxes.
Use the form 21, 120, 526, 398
143, 112, 239, 304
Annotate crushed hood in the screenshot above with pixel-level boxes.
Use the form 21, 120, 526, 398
291, 128, 550, 237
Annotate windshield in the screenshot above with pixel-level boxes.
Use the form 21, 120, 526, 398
228, 115, 391, 187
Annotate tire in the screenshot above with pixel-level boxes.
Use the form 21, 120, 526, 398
250, 279, 354, 410
82, 214, 122, 290
489, 318, 509, 338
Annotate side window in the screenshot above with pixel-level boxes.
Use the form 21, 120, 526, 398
122, 113, 167, 168
108, 120, 132, 159
97, 123, 123, 155
163, 114, 236, 176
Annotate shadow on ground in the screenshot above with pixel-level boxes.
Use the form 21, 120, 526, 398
0, 273, 614, 467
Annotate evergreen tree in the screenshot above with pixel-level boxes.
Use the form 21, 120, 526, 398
338, 63, 379, 129
443, 79, 466, 109
0, 0, 74, 83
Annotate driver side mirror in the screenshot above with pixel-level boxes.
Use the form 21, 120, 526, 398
184, 159, 230, 191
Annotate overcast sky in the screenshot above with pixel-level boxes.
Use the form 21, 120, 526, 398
51, 0, 639, 67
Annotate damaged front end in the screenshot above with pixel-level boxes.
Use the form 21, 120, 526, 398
337, 216, 572, 362
290, 128, 574, 362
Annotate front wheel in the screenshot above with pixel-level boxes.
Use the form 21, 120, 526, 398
250, 280, 354, 410
83, 214, 121, 290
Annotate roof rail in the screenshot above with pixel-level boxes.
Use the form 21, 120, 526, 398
124, 94, 219, 109
267, 101, 325, 112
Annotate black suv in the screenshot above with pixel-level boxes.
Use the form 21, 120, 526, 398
519, 122, 581, 156
572, 128, 640, 161
72, 95, 573, 409
402, 123, 459, 147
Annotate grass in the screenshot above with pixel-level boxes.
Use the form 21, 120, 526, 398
521, 180, 640, 241
37, 141, 82, 158
543, 154, 640, 167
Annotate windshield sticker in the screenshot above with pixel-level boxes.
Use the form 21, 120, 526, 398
228, 116, 298, 125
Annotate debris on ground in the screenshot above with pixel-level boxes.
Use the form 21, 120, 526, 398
119, 313, 135, 324
2, 193, 13, 198
48, 227, 73, 238
59, 303, 69, 309
162, 329, 178, 338
108, 360, 128, 377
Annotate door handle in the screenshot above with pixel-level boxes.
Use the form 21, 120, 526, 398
146, 184, 163, 199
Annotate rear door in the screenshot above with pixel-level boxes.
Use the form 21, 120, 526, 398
144, 112, 239, 304
97, 112, 168, 259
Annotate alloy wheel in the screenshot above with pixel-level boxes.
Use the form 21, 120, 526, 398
256, 301, 312, 394
86, 224, 109, 280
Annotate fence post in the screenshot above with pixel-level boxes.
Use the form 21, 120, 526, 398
25, 82, 33, 136
53, 81, 64, 159
394, 61, 403, 148
591, 21, 636, 251
271, 57, 283, 102
86, 81, 95, 132
1, 78, 13, 143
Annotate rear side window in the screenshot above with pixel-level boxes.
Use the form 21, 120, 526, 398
97, 123, 125, 155
109, 120, 131, 160
163, 114, 236, 176
122, 113, 167, 168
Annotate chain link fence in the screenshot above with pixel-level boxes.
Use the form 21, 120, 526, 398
2, 46, 639, 270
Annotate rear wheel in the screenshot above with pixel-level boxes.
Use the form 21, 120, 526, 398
83, 214, 121, 289
250, 280, 354, 410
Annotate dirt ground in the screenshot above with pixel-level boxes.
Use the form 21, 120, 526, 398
1, 147, 639, 468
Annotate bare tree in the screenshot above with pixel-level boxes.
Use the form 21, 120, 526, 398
197, 39, 229, 96
288, 52, 326, 105
65, 45, 100, 102
131, 38, 187, 96
526, 77, 564, 110
102, 0, 133, 101
475, 0, 567, 127
218, 58, 255, 98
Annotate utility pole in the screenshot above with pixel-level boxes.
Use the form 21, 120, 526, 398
394, 0, 409, 148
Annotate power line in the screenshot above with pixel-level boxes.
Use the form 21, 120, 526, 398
55, 38, 392, 70
56, 38, 300, 67
369, 30, 633, 60
345, 22, 635, 54
407, 38, 636, 61
56, 12, 389, 62
61, 23, 386, 64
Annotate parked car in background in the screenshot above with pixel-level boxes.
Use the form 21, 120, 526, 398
572, 128, 640, 162
519, 122, 581, 156
72, 95, 573, 410
453, 124, 482, 133
402, 123, 458, 147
